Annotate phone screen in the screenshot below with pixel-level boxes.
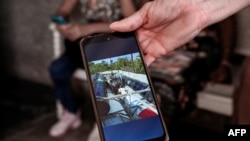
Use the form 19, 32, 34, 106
80, 32, 167, 141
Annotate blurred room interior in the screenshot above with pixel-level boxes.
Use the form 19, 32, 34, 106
0, 0, 250, 141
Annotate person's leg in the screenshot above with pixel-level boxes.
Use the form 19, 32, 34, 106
49, 54, 81, 137
49, 54, 78, 113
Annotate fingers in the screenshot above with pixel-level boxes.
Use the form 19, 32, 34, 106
110, 7, 146, 32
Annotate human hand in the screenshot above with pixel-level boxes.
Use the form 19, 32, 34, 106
110, 0, 208, 65
57, 23, 92, 41
110, 0, 250, 66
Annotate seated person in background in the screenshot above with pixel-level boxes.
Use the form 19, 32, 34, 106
49, 0, 136, 137
204, 16, 236, 84
178, 16, 236, 115
148, 16, 236, 120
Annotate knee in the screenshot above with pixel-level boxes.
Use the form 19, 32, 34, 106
49, 56, 77, 81
49, 60, 60, 76
49, 59, 68, 81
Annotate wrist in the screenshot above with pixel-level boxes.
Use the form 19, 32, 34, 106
85, 24, 94, 35
200, 0, 250, 26
89, 23, 111, 34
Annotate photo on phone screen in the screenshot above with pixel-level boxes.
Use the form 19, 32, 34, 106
80, 32, 168, 141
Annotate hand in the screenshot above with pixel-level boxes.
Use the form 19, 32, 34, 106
110, 0, 208, 65
57, 23, 92, 41
110, 0, 250, 66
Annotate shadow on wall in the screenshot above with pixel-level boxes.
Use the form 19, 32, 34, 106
0, 1, 14, 75
0, 0, 62, 85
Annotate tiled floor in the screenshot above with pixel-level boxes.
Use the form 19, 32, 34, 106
0, 75, 223, 141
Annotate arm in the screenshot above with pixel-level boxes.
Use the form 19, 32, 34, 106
77, 23, 111, 36
55, 0, 110, 41
119, 0, 137, 17
57, 22, 111, 41
61, 0, 137, 41
55, 0, 78, 18
110, 0, 250, 65
200, 0, 250, 27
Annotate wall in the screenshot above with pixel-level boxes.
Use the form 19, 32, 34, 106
0, 0, 62, 86
235, 7, 250, 56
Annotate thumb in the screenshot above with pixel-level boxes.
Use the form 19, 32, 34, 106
110, 9, 145, 32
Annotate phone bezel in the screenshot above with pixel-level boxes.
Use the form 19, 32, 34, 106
80, 32, 168, 141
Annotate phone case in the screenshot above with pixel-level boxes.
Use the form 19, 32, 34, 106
79, 32, 168, 141
50, 15, 68, 24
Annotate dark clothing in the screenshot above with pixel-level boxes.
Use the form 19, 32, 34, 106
64, 38, 84, 68
50, 0, 125, 114
49, 39, 83, 113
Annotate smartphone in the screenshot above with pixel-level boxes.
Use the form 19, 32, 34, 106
80, 32, 168, 141
50, 15, 68, 24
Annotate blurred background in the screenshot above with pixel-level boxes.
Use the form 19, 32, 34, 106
0, 0, 250, 141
